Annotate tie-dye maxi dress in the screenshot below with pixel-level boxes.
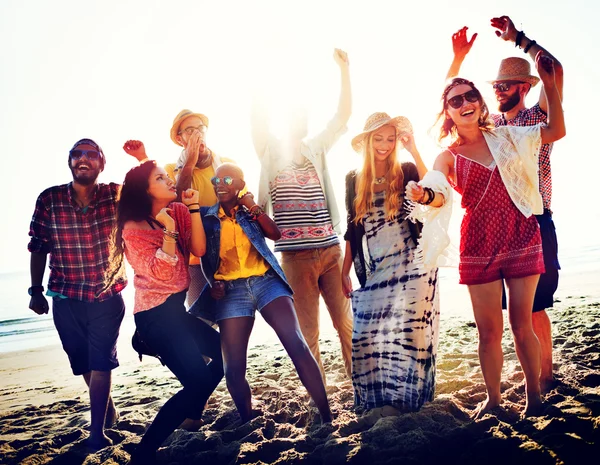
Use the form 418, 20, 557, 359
351, 191, 440, 412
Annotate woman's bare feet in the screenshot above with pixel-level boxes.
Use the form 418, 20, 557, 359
523, 394, 544, 418
472, 397, 501, 420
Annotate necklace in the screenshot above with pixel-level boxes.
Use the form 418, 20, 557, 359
374, 176, 387, 185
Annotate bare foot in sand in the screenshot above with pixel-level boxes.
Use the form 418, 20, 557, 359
85, 433, 113, 451
472, 398, 501, 420
104, 405, 119, 429
541, 377, 558, 394
523, 396, 544, 418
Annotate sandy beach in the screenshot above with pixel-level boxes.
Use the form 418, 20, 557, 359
1, 278, 599, 465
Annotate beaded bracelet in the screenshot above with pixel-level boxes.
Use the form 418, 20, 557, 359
249, 205, 265, 220
163, 228, 180, 239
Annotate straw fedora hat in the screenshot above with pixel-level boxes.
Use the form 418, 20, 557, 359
170, 109, 209, 146
351, 112, 413, 152
489, 57, 540, 87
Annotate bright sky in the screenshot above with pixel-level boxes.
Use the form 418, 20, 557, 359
1, 0, 598, 276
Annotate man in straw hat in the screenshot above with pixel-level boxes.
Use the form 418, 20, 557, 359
28, 139, 147, 449
250, 49, 353, 382
447, 15, 564, 392
164, 109, 238, 309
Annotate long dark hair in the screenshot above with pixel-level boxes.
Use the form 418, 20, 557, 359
431, 77, 494, 147
104, 160, 157, 288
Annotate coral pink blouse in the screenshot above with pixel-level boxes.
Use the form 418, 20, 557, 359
123, 202, 192, 314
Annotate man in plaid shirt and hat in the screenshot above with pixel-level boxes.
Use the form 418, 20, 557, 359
28, 138, 145, 449
447, 15, 564, 392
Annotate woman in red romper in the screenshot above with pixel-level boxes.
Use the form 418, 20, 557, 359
406, 53, 565, 419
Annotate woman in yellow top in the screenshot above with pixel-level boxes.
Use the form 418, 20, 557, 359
190, 163, 332, 424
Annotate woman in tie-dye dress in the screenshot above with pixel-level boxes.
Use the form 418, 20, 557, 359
341, 112, 440, 413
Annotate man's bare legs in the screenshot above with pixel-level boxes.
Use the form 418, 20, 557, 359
83, 370, 113, 447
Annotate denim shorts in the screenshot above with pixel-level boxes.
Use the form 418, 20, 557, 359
214, 269, 293, 321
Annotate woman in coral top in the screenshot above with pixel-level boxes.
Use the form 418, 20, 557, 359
109, 158, 223, 463
406, 53, 565, 419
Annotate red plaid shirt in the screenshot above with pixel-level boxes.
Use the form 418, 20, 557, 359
28, 182, 127, 302
491, 104, 553, 211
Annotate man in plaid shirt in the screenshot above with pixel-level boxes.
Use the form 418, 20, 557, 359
28, 138, 144, 449
447, 16, 565, 392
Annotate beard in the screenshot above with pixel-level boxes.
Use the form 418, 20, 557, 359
498, 91, 521, 113
70, 165, 101, 186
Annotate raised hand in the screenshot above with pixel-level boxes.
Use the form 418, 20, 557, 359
452, 26, 477, 60
184, 132, 205, 166
29, 293, 49, 315
156, 207, 175, 231
123, 140, 147, 161
334, 48, 349, 67
536, 52, 555, 84
405, 180, 424, 203
181, 188, 200, 206
400, 133, 418, 155
490, 15, 517, 42
238, 192, 256, 210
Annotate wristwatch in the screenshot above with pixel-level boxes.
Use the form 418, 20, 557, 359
28, 286, 44, 296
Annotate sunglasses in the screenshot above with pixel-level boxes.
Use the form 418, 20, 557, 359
210, 176, 234, 186
492, 81, 523, 92
179, 125, 207, 136
446, 90, 480, 109
69, 149, 102, 161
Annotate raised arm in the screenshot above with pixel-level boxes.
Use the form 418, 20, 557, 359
333, 48, 352, 126
490, 15, 564, 113
174, 134, 205, 201
250, 96, 271, 160
180, 189, 207, 257
446, 27, 478, 80
401, 133, 428, 179
536, 53, 566, 145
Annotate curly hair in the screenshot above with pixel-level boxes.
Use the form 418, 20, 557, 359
431, 78, 494, 147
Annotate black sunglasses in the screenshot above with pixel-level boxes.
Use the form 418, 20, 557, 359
492, 81, 523, 92
446, 90, 480, 109
70, 149, 102, 161
210, 176, 234, 186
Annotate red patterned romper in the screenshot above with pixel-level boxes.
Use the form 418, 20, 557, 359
449, 149, 545, 285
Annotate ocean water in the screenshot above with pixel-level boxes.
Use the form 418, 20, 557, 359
1, 243, 598, 354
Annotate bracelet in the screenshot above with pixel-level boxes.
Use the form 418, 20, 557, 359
515, 30, 524, 48
163, 236, 177, 243
188, 208, 200, 214
249, 205, 265, 219
187, 203, 200, 208
422, 187, 436, 205
163, 228, 179, 239
523, 39, 536, 54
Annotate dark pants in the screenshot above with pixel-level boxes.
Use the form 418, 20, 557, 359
134, 291, 223, 454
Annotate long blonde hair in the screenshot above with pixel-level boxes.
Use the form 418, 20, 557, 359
353, 131, 405, 224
